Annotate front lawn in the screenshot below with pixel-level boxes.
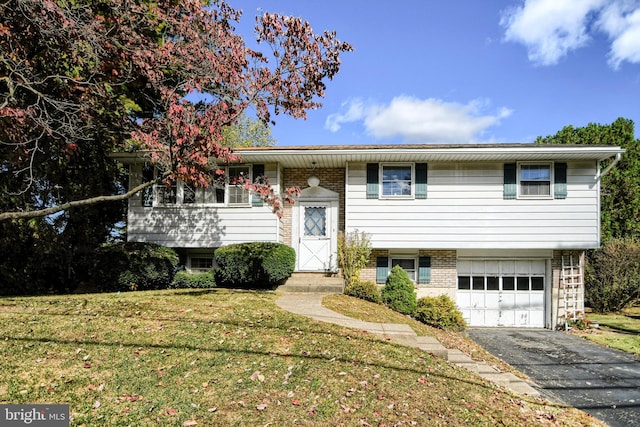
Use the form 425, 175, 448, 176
580, 306, 640, 356
0, 289, 602, 426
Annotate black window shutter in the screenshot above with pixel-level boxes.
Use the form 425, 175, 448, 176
376, 257, 388, 284
418, 256, 431, 284
415, 163, 428, 199
554, 163, 567, 199
503, 163, 517, 200
366, 163, 379, 199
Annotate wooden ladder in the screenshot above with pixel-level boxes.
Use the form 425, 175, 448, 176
561, 254, 584, 330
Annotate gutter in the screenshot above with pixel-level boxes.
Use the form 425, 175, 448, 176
597, 152, 623, 179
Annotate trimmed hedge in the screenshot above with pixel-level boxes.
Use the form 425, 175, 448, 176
214, 242, 295, 289
414, 295, 467, 331
170, 271, 216, 289
381, 265, 417, 315
91, 242, 179, 292
344, 281, 382, 304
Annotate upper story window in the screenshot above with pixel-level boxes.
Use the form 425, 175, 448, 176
381, 164, 413, 198
143, 164, 259, 207
367, 163, 428, 200
519, 163, 551, 198
504, 162, 567, 200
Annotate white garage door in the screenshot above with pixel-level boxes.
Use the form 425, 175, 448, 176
456, 260, 546, 327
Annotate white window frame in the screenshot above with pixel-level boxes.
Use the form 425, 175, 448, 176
380, 163, 414, 199
188, 256, 214, 273
517, 162, 553, 199
150, 165, 253, 207
389, 256, 418, 283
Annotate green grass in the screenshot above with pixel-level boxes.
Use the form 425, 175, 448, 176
0, 289, 602, 426
580, 306, 640, 355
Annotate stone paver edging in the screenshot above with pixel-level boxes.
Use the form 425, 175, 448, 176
275, 293, 540, 397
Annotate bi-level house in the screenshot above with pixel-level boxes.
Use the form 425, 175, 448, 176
117, 144, 624, 329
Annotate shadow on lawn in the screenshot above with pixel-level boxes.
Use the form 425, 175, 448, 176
4, 332, 541, 404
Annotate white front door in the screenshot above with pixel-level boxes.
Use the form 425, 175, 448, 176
297, 202, 334, 271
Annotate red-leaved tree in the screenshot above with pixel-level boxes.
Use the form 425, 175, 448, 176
0, 0, 352, 220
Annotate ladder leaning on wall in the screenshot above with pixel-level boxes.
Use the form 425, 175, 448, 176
561, 253, 584, 330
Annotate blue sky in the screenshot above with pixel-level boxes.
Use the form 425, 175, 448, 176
232, 0, 640, 146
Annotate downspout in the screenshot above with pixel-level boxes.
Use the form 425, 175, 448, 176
597, 152, 622, 179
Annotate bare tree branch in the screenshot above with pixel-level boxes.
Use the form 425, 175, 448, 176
0, 178, 159, 222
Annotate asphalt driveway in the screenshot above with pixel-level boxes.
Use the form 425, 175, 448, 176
468, 329, 640, 427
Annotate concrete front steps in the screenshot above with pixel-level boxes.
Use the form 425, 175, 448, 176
380, 332, 540, 397
278, 272, 344, 293
275, 293, 540, 398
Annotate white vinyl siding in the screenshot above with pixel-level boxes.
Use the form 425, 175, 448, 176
345, 161, 600, 250
127, 164, 280, 248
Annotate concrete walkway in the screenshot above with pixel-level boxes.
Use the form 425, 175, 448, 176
276, 292, 540, 397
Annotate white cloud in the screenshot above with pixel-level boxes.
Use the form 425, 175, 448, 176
325, 99, 366, 132
501, 0, 640, 68
597, 1, 640, 68
324, 97, 512, 144
500, 0, 607, 66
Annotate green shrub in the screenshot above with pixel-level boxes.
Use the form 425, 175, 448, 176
170, 271, 216, 289
344, 281, 382, 304
214, 242, 295, 289
91, 242, 179, 292
381, 265, 417, 315
338, 230, 372, 287
586, 238, 640, 313
414, 295, 467, 331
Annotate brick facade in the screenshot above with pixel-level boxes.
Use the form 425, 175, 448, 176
361, 249, 458, 299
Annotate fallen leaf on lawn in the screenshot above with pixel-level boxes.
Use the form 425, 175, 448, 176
291, 399, 300, 406
182, 420, 197, 426
166, 408, 178, 415
93, 400, 101, 409
83, 355, 90, 361
118, 394, 142, 402
256, 403, 267, 411
250, 371, 265, 382
207, 407, 217, 413
83, 363, 91, 369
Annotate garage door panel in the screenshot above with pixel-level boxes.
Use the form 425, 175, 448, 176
500, 293, 516, 310
457, 292, 471, 307
515, 293, 531, 309
470, 309, 486, 326
530, 292, 544, 310
485, 308, 500, 326
470, 292, 485, 308
485, 292, 500, 309
499, 310, 515, 326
